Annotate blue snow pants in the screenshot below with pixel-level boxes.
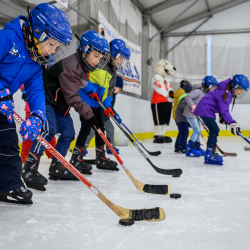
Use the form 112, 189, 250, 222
175, 122, 189, 150
0, 113, 24, 192
30, 104, 75, 157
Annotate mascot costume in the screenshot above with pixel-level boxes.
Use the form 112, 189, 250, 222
151, 59, 176, 143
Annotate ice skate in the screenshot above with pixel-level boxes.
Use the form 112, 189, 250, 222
0, 187, 33, 204
96, 147, 119, 171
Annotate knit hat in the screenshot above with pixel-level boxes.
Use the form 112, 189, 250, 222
184, 84, 192, 93
116, 75, 123, 89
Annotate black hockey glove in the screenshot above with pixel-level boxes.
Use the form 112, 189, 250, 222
219, 114, 226, 125
86, 116, 99, 129
229, 122, 241, 136
169, 90, 174, 98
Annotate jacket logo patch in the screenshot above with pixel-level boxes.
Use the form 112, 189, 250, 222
9, 43, 20, 57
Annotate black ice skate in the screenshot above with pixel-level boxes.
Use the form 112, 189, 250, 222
95, 147, 119, 171
69, 147, 92, 175
49, 156, 79, 180
22, 152, 48, 191
164, 136, 172, 143
153, 136, 165, 143
0, 186, 33, 204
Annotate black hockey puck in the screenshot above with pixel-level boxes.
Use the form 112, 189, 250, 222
119, 219, 135, 226
170, 193, 181, 199
172, 174, 180, 178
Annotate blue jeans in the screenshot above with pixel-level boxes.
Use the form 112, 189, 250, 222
200, 117, 220, 147
186, 117, 201, 142
175, 122, 189, 150
30, 104, 75, 156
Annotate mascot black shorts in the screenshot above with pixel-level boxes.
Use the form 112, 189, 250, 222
151, 102, 172, 126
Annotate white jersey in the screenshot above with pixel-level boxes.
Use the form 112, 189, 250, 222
151, 74, 173, 104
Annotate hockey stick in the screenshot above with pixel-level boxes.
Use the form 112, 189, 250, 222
13, 112, 165, 222
99, 101, 182, 177
238, 132, 250, 144
94, 125, 171, 195
121, 123, 161, 156
197, 116, 237, 157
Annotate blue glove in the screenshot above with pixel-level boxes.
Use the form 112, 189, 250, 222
19, 110, 47, 141
114, 114, 122, 124
0, 88, 14, 123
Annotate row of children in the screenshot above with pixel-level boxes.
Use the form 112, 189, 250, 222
173, 75, 249, 165
0, 3, 130, 204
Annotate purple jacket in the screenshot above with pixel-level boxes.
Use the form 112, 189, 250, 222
193, 78, 236, 124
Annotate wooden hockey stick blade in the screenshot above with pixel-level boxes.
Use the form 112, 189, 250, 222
94, 126, 171, 195
244, 146, 250, 151
13, 112, 165, 222
223, 152, 237, 156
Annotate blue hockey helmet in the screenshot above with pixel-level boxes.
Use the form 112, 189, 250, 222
232, 74, 249, 91
24, 3, 72, 66
110, 39, 130, 70
202, 76, 218, 92
79, 30, 110, 71
231, 74, 249, 99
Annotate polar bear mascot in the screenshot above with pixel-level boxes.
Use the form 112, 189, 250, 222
151, 59, 176, 143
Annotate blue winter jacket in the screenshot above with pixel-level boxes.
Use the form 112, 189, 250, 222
0, 16, 46, 114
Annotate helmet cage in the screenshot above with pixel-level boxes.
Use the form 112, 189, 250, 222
81, 44, 110, 72
32, 33, 70, 67
111, 52, 129, 70
232, 85, 248, 99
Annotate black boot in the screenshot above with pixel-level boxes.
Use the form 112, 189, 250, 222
95, 147, 119, 171
69, 147, 92, 175
22, 152, 48, 191
164, 136, 172, 143
49, 156, 79, 180
153, 136, 165, 143
0, 186, 33, 204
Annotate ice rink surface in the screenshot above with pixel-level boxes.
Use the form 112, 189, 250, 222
1, 137, 250, 250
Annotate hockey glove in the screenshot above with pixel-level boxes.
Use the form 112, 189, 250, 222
86, 115, 99, 129
229, 122, 241, 136
87, 89, 99, 101
114, 114, 122, 124
103, 107, 115, 118
0, 88, 14, 123
169, 90, 174, 98
19, 110, 47, 141
219, 114, 227, 125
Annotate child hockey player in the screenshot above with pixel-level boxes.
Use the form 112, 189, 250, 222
0, 3, 72, 203
172, 80, 191, 121
22, 31, 110, 191
84, 75, 124, 155
174, 83, 193, 153
194, 74, 249, 165
151, 59, 176, 143
70, 39, 130, 172
183, 76, 218, 157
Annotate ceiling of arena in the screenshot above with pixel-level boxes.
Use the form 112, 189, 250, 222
0, 0, 249, 33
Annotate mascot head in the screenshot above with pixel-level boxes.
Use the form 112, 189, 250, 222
154, 59, 176, 77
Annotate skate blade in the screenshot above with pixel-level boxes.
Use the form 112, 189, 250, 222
204, 161, 223, 166
96, 166, 120, 171
49, 174, 79, 181
0, 195, 33, 205
25, 182, 46, 191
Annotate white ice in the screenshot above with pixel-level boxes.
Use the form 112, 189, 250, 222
1, 137, 250, 250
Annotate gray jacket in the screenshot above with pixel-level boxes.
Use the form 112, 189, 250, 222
183, 84, 205, 119
175, 97, 188, 123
